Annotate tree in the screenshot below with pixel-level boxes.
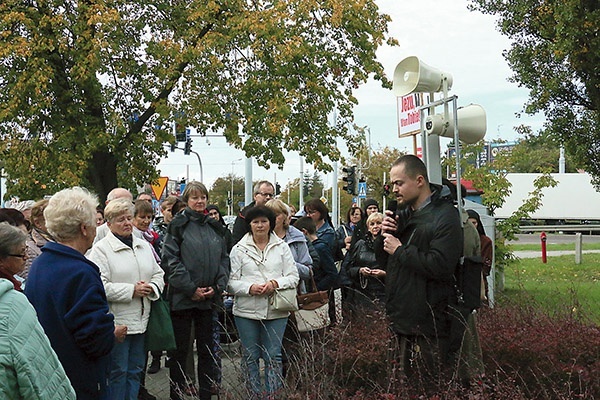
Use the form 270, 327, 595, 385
210, 174, 245, 215
302, 170, 324, 199
495, 127, 581, 173
356, 145, 405, 203
0, 0, 396, 201
469, 1, 600, 184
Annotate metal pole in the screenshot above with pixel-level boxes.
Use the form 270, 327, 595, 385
230, 163, 234, 216
332, 161, 339, 227
244, 157, 252, 206
298, 156, 304, 211
190, 150, 203, 183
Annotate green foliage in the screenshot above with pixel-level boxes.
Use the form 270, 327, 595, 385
503, 253, 600, 324
504, 127, 581, 173
459, 145, 558, 286
0, 0, 396, 201
469, 0, 600, 184
209, 174, 245, 215
357, 146, 404, 201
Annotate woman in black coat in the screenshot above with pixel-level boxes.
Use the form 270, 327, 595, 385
346, 212, 386, 312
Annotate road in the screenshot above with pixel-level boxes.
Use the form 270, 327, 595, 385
510, 233, 600, 245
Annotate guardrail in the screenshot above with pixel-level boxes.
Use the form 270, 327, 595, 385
518, 224, 600, 232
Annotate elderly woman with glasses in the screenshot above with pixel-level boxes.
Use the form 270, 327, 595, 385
25, 187, 123, 400
0, 208, 42, 282
0, 222, 76, 399
88, 198, 165, 399
0, 222, 29, 292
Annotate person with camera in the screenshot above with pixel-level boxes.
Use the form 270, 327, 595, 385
377, 155, 462, 381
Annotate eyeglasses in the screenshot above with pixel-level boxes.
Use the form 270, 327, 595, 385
7, 253, 27, 260
258, 192, 274, 198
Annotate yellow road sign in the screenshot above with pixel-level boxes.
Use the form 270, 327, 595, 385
151, 177, 169, 200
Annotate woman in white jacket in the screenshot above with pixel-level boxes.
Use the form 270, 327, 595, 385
228, 206, 299, 399
88, 198, 164, 400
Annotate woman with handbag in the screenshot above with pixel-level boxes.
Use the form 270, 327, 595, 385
228, 205, 299, 399
88, 198, 165, 400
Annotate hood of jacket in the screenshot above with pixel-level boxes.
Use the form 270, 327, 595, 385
285, 225, 307, 245
0, 278, 12, 299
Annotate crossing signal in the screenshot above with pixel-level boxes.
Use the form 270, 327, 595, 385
342, 166, 357, 195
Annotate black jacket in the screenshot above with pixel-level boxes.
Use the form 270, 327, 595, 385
379, 186, 462, 337
161, 208, 230, 311
347, 235, 386, 305
231, 201, 256, 245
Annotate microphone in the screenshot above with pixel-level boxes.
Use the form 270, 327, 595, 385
387, 200, 398, 214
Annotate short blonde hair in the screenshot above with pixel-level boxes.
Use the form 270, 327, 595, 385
265, 199, 291, 229
45, 187, 98, 242
366, 212, 383, 226
104, 198, 135, 222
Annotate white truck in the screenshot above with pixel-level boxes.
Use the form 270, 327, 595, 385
494, 173, 600, 224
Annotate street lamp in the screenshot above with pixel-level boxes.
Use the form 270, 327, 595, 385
230, 158, 242, 216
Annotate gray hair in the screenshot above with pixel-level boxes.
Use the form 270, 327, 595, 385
106, 188, 133, 202
104, 198, 135, 222
253, 180, 274, 195
0, 222, 27, 259
45, 187, 98, 242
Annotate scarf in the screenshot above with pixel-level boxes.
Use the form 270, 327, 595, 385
0, 269, 22, 292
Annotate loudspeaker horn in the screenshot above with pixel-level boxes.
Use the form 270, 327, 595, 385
425, 104, 487, 144
393, 56, 453, 97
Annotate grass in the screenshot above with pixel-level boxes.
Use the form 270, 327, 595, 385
501, 252, 600, 324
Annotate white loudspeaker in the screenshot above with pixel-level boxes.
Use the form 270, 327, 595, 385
425, 104, 487, 144
393, 56, 453, 97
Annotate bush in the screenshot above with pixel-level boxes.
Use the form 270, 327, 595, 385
285, 300, 599, 399
478, 298, 600, 399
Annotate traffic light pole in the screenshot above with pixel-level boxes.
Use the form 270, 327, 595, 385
165, 144, 204, 183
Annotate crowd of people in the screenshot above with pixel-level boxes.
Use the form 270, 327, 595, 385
0, 154, 493, 399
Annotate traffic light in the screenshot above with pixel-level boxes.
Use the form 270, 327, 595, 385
184, 139, 192, 155
175, 123, 187, 142
170, 142, 176, 152
342, 166, 357, 195
383, 183, 391, 196
275, 182, 281, 196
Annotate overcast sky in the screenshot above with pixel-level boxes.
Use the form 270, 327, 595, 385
157, 0, 544, 190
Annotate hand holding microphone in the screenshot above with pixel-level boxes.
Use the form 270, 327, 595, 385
382, 200, 399, 234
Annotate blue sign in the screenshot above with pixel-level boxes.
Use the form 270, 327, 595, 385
358, 182, 367, 199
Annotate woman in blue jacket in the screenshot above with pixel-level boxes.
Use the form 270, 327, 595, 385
25, 187, 124, 400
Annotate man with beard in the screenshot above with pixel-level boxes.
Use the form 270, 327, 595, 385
378, 154, 462, 381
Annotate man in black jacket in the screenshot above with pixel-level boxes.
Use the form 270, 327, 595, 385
231, 180, 275, 244
379, 154, 462, 380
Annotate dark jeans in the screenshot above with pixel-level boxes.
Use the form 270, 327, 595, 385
169, 308, 215, 400
391, 332, 449, 388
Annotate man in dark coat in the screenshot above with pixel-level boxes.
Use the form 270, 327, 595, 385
379, 154, 463, 379
231, 180, 275, 244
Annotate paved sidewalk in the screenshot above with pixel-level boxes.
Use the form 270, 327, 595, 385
144, 341, 243, 400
